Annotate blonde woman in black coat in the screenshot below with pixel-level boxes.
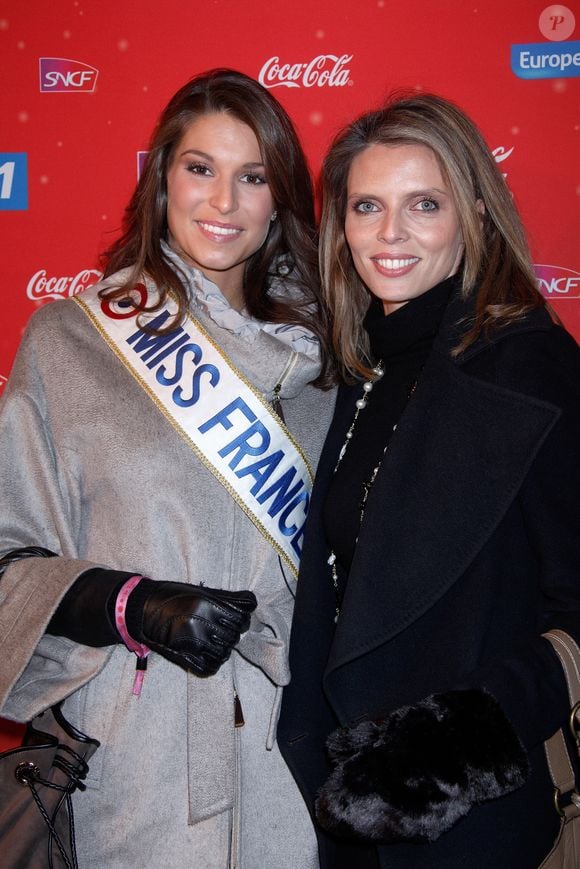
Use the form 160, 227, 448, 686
278, 93, 580, 868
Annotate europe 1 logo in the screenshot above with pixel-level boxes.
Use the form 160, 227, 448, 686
0, 153, 27, 211
511, 4, 579, 79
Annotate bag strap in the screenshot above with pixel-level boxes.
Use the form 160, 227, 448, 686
542, 630, 580, 819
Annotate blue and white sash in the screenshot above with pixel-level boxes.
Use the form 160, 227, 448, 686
75, 279, 313, 576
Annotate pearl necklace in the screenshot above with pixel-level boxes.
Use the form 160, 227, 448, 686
328, 361, 419, 623
333, 362, 385, 471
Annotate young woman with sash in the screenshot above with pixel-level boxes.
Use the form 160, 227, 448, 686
0, 69, 335, 868
278, 93, 580, 867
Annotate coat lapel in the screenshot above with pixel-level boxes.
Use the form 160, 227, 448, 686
325, 347, 561, 676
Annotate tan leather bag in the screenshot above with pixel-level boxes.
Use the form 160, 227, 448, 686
539, 630, 580, 868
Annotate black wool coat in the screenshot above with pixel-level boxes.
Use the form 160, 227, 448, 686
278, 293, 580, 869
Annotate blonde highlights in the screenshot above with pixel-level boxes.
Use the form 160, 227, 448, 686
320, 93, 544, 380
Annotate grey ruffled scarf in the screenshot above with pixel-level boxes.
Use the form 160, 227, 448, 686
161, 242, 320, 359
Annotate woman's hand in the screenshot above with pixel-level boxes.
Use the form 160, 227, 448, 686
131, 580, 257, 676
47, 566, 257, 676
316, 689, 528, 842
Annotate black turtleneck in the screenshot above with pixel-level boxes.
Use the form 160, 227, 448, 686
323, 275, 457, 580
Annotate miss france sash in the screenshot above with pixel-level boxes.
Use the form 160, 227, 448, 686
74, 281, 313, 576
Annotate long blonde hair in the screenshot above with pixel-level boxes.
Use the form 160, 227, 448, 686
320, 93, 544, 379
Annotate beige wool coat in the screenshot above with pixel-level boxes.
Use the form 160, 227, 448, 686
0, 261, 335, 869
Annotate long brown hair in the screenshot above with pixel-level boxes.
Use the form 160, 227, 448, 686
101, 68, 332, 385
320, 92, 545, 379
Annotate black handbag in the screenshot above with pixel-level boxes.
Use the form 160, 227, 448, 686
0, 703, 99, 869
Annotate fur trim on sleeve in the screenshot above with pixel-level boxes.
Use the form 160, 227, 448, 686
316, 690, 529, 842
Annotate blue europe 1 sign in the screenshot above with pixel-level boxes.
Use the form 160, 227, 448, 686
511, 40, 580, 78
0, 153, 28, 211
512, 4, 578, 78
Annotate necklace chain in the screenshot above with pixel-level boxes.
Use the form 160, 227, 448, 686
328, 362, 419, 623
333, 362, 385, 472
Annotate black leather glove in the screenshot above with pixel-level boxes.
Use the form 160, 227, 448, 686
125, 578, 257, 676
316, 690, 529, 843
48, 568, 257, 677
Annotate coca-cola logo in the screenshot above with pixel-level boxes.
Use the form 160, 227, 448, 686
258, 54, 353, 89
492, 145, 514, 179
27, 268, 102, 301
0, 374, 7, 391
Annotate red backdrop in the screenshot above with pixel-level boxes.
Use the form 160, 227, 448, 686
0, 0, 578, 744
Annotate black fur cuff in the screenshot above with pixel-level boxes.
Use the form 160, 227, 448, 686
316, 689, 529, 842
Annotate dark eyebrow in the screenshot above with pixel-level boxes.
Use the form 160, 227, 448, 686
179, 149, 266, 170
179, 148, 214, 161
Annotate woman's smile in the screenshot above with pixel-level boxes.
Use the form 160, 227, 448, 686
370, 254, 421, 276
166, 111, 275, 309
345, 142, 464, 315
195, 219, 245, 241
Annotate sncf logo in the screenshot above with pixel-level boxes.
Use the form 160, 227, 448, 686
535, 264, 580, 299
39, 58, 98, 93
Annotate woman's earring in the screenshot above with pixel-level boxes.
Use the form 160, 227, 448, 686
271, 211, 278, 222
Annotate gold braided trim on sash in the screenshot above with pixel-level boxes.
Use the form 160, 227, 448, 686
74, 291, 313, 577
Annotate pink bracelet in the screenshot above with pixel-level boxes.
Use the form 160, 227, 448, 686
114, 575, 151, 696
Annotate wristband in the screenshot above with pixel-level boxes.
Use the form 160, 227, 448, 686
115, 575, 151, 696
